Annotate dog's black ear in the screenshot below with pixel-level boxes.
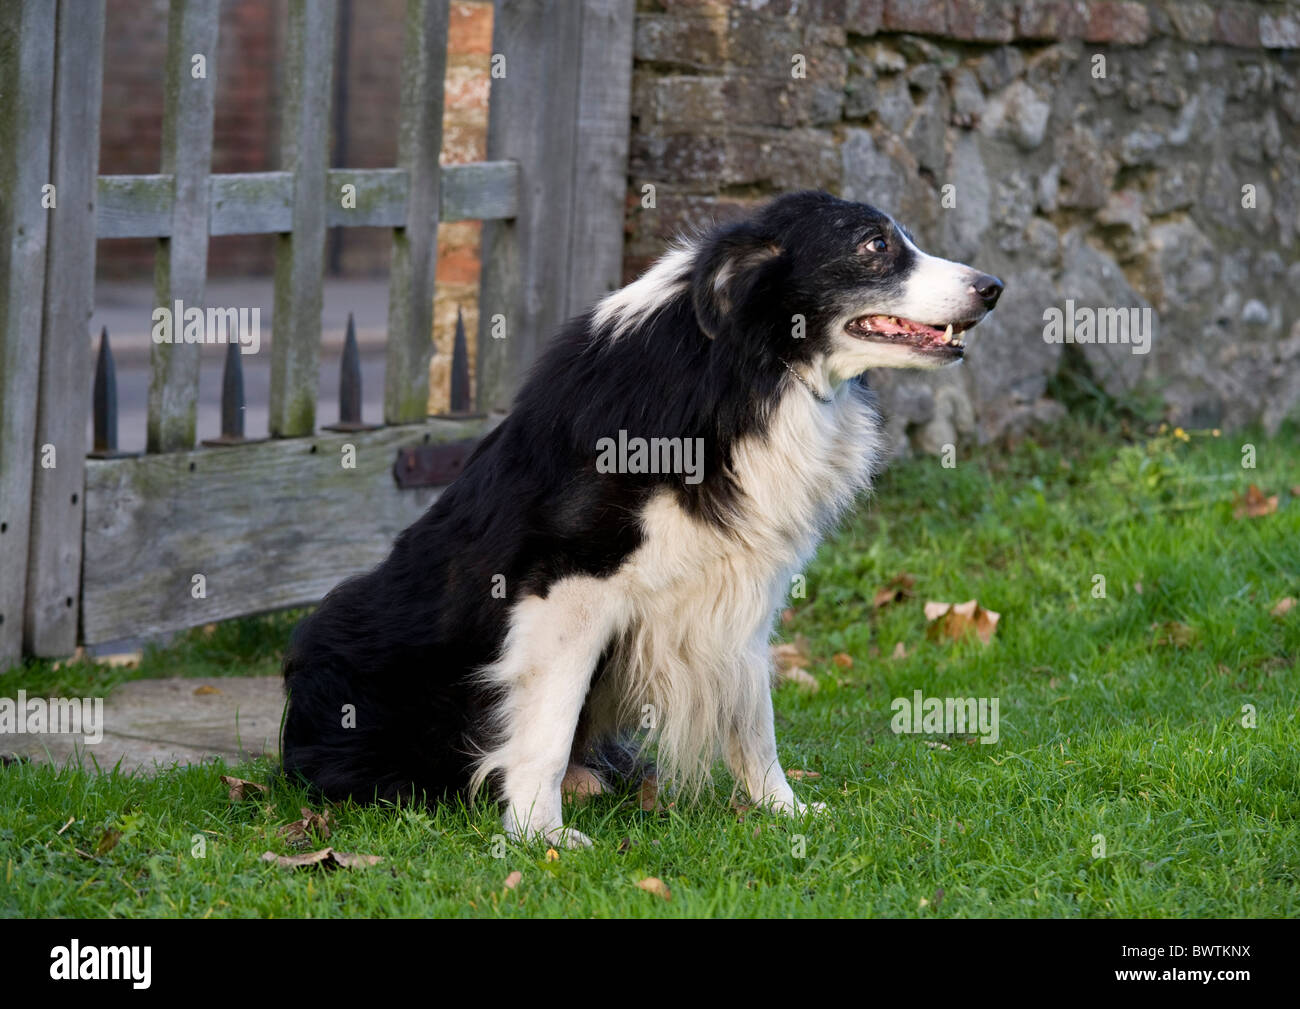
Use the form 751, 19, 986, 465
691, 224, 782, 339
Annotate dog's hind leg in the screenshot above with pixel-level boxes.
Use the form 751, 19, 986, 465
474, 577, 627, 848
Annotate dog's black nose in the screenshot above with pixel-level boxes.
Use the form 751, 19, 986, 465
973, 273, 1004, 309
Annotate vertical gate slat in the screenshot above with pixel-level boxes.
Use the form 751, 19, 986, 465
0, 1, 57, 667
385, 0, 449, 425
477, 0, 633, 416
147, 0, 219, 454
566, 1, 635, 317
25, 0, 106, 656
269, 0, 338, 438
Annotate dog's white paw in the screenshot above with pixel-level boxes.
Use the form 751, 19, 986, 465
761, 796, 826, 818
544, 825, 594, 849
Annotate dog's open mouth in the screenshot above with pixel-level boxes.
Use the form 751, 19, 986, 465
846, 315, 978, 354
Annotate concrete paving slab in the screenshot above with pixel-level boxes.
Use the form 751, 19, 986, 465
2, 677, 284, 774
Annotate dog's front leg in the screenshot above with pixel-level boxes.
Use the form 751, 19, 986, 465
725, 681, 820, 817
484, 582, 622, 849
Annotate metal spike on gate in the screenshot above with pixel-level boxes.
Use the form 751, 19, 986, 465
450, 306, 471, 413
435, 306, 482, 419
203, 340, 260, 446
324, 312, 378, 432
88, 327, 131, 458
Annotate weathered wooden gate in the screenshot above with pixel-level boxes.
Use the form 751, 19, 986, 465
0, 0, 634, 666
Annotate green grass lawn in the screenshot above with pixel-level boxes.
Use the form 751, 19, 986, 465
2, 421, 1297, 917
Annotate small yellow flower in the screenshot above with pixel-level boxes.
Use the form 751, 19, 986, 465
1173, 427, 1190, 442
1212, 428, 1221, 438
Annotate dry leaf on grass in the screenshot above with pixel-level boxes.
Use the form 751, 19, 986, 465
636, 877, 671, 900
95, 828, 122, 856
773, 636, 819, 690
832, 652, 853, 669
277, 807, 333, 844
873, 572, 916, 609
261, 847, 382, 870
192, 685, 222, 696
782, 667, 820, 692
220, 775, 269, 801
1152, 621, 1196, 648
891, 641, 908, 660
1233, 484, 1279, 519
786, 769, 821, 780
1291, 485, 1300, 497
1271, 597, 1296, 617
924, 600, 1001, 645
97, 651, 142, 669
503, 870, 522, 890
639, 772, 661, 812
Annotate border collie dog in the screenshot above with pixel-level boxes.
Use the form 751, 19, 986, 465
282, 190, 1002, 846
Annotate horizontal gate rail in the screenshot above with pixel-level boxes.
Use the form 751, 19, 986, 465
95, 163, 519, 239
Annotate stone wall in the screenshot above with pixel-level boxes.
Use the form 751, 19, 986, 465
627, 0, 1300, 451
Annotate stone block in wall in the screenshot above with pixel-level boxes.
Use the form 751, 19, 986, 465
1162, 1, 1213, 44
635, 13, 730, 70
1213, 4, 1261, 48
844, 0, 884, 36
1083, 2, 1151, 45
946, 0, 1015, 43
881, 0, 948, 34
1260, 13, 1300, 50
1016, 1, 1089, 41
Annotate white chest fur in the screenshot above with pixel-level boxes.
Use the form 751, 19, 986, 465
595, 384, 884, 784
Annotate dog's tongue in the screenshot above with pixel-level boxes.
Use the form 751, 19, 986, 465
866, 315, 942, 338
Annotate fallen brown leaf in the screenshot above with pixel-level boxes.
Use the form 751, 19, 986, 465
786, 769, 821, 780
1271, 597, 1296, 617
192, 684, 222, 696
97, 651, 141, 668
891, 641, 908, 660
924, 600, 1001, 645
780, 666, 819, 692
1291, 485, 1300, 497
872, 572, 917, 609
1233, 484, 1278, 519
832, 652, 853, 669
639, 772, 661, 812
261, 847, 382, 870
50, 647, 87, 671
277, 806, 333, 843
95, 828, 122, 856
773, 635, 820, 690
503, 870, 522, 890
771, 635, 812, 671
220, 775, 269, 801
1153, 621, 1196, 648
636, 876, 672, 900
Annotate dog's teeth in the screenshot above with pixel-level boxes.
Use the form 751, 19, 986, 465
942, 323, 953, 344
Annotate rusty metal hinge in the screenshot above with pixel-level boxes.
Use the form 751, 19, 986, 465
392, 439, 479, 489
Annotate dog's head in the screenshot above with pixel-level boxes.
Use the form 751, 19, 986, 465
692, 191, 1003, 381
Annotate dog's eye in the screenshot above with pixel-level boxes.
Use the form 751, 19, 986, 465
859, 237, 888, 254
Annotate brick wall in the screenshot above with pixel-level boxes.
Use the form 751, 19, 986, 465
627, 0, 1300, 448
